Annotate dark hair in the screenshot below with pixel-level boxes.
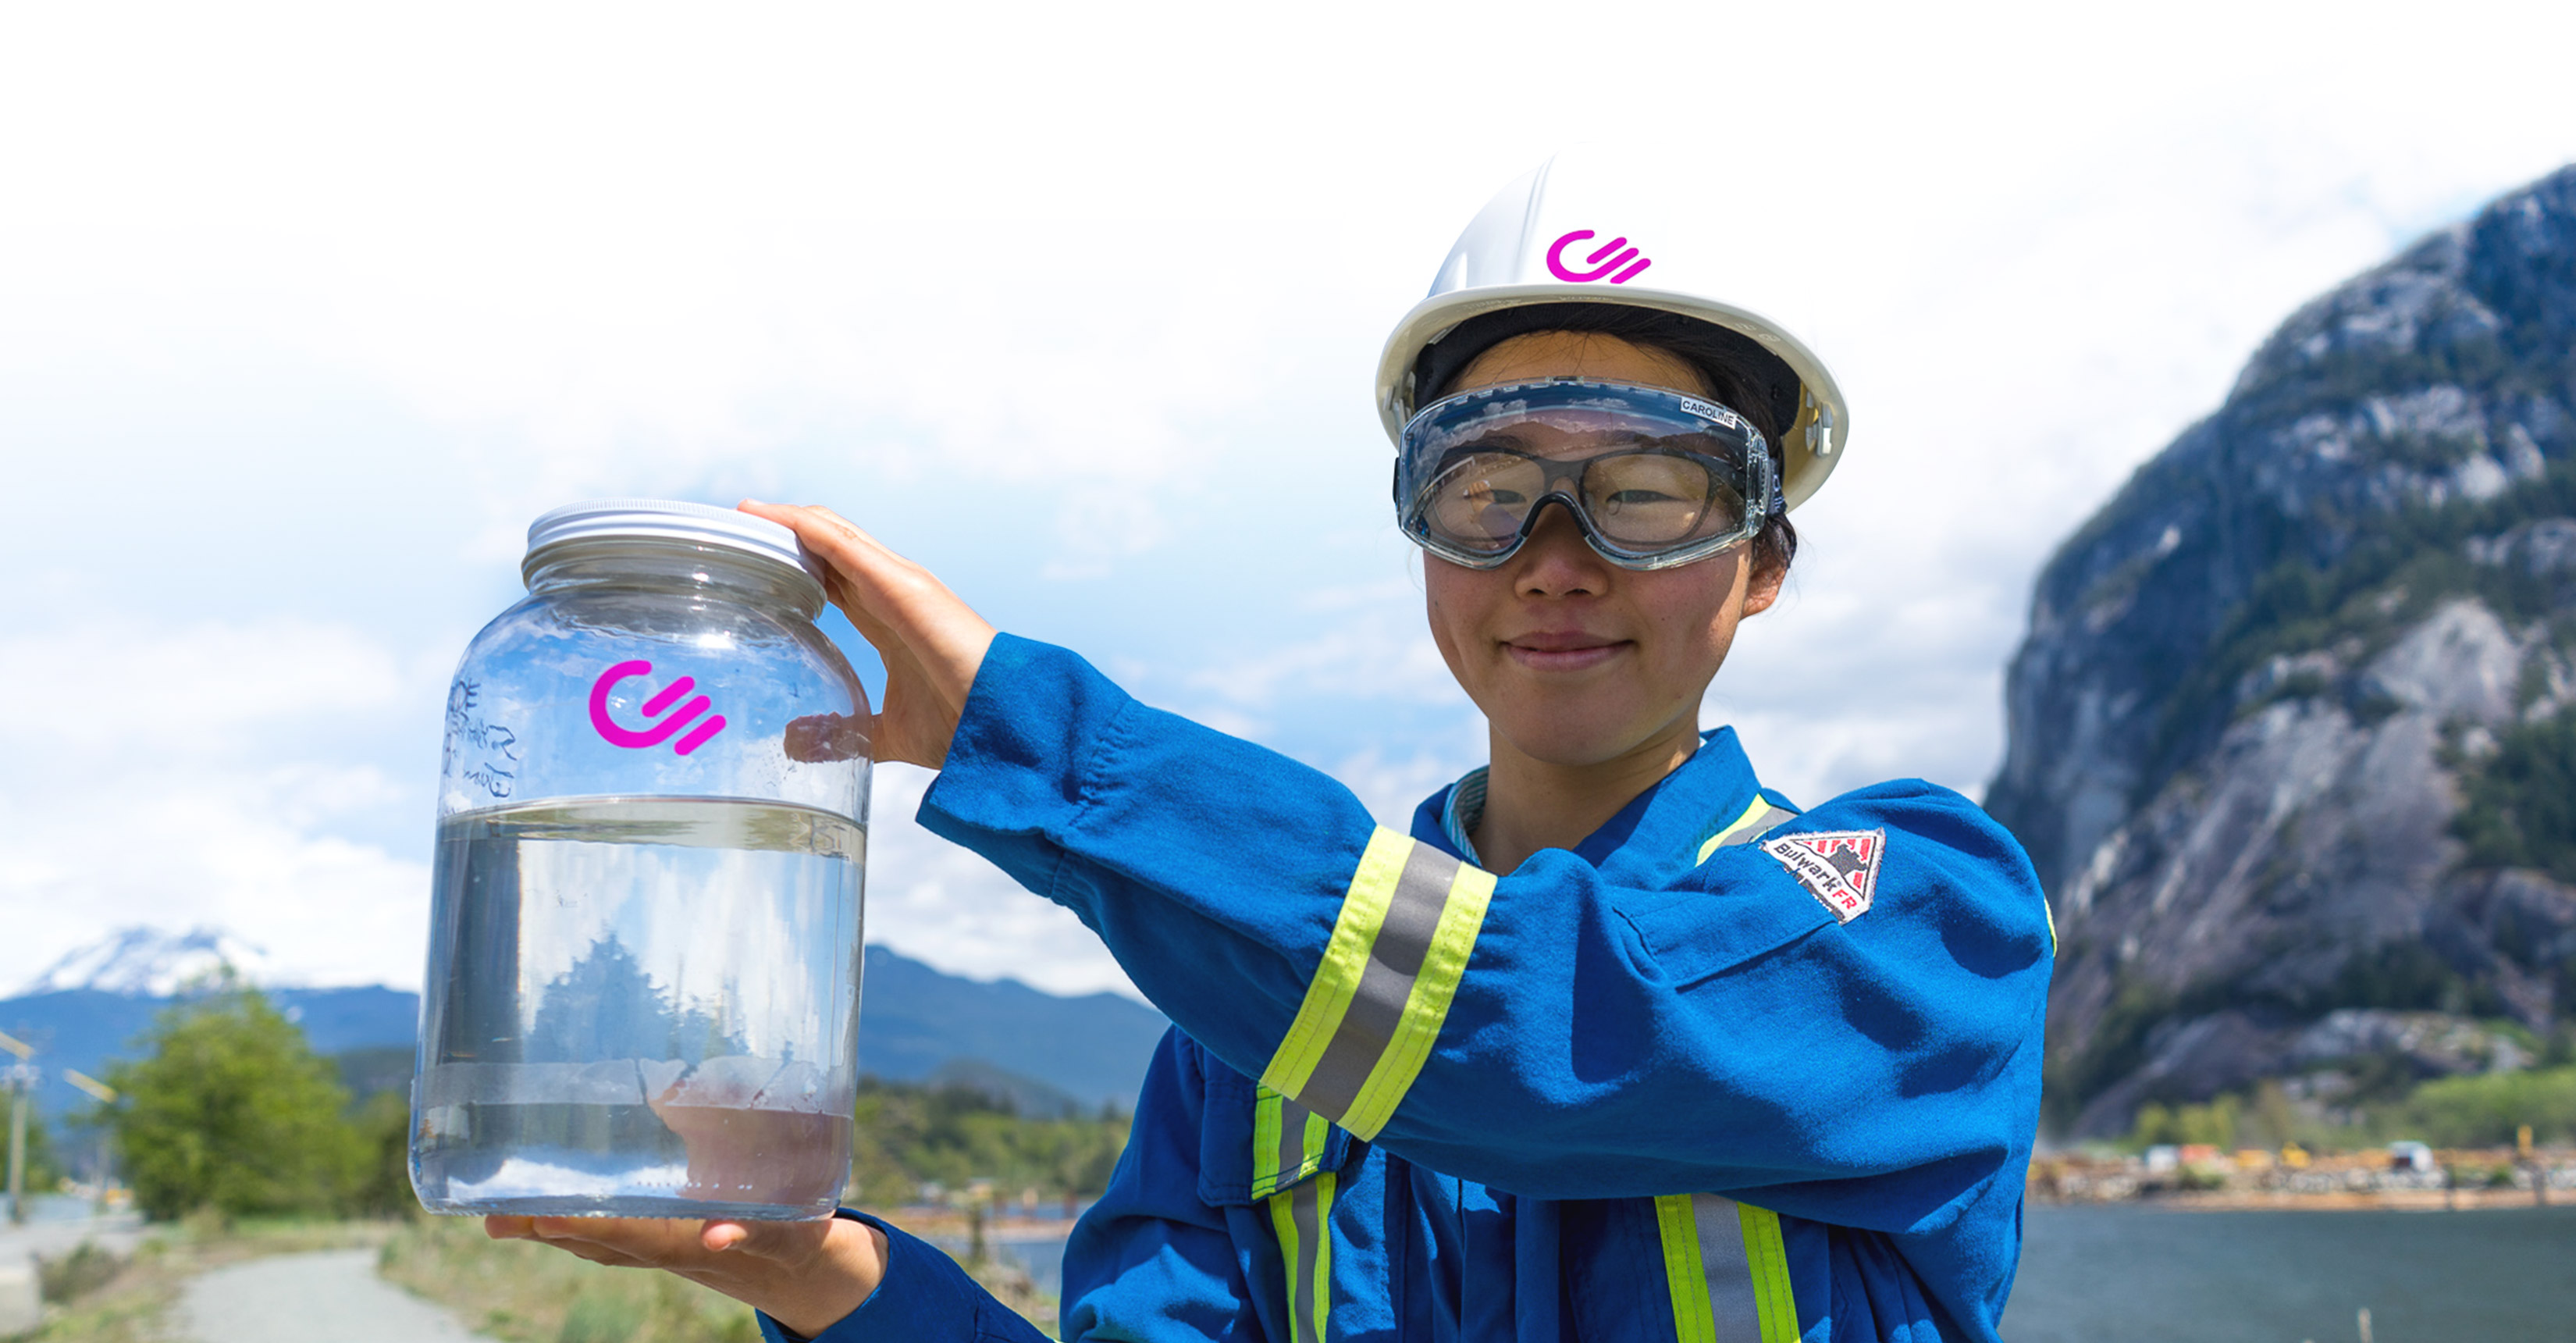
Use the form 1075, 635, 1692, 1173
1414, 302, 1801, 582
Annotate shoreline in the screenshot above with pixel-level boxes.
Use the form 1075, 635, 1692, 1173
2045, 1187, 2569, 1213
2031, 1145, 2576, 1212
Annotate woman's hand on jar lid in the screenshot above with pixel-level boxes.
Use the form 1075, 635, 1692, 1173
739, 501, 998, 771
486, 1213, 888, 1337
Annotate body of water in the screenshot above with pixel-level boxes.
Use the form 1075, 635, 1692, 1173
990, 1203, 2576, 1338
2008, 1203, 2576, 1341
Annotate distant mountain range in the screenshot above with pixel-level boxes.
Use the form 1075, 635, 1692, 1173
0, 927, 1169, 1122
1989, 165, 2576, 1137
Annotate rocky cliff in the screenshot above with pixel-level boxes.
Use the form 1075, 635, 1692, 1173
1987, 165, 2576, 1137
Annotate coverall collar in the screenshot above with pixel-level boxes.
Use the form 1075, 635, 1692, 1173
1422, 727, 1767, 876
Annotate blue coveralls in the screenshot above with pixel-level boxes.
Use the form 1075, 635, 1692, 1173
765, 636, 2052, 1342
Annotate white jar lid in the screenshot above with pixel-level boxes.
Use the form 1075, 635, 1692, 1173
522, 499, 827, 590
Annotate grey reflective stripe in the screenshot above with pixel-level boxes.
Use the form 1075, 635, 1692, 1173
1696, 798, 1802, 866
1692, 1194, 1763, 1341
1656, 1192, 1772, 1343
1273, 1095, 1315, 1194
1257, 1085, 1335, 1342
1293, 841, 1461, 1120
1716, 806, 1798, 849
1283, 1178, 1329, 1343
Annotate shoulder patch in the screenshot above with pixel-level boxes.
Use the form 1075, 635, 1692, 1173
1759, 828, 1886, 923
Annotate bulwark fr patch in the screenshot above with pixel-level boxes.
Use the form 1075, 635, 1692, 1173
1759, 828, 1887, 923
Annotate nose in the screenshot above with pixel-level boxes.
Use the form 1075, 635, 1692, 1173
1510, 501, 1609, 598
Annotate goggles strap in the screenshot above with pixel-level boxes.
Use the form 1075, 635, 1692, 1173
1407, 302, 1804, 439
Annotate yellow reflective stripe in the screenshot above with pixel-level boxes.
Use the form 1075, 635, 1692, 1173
1257, 1085, 1336, 1340
1307, 1172, 1336, 1343
1253, 1088, 1286, 1194
1253, 1087, 1329, 1200
1265, 828, 1412, 1100
1738, 1203, 1800, 1343
1336, 861, 1496, 1139
1696, 796, 1799, 865
1267, 1188, 1306, 1341
1267, 1171, 1336, 1343
1654, 1194, 1718, 1343
1696, 796, 1773, 865
2042, 896, 2059, 956
1659, 1194, 1799, 1342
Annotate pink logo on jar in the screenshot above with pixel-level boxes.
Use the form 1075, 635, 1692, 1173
1546, 230, 1653, 284
589, 661, 728, 756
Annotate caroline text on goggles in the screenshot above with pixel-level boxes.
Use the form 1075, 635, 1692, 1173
1394, 379, 1777, 572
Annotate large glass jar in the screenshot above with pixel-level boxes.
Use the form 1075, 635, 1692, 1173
413, 500, 871, 1220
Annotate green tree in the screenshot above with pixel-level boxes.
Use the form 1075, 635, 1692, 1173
2247, 1080, 2299, 1150
347, 1088, 420, 1219
2457, 707, 2576, 882
99, 985, 364, 1220
846, 1077, 1130, 1209
2126, 1094, 2243, 1149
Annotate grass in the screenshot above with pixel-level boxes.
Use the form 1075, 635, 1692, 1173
376, 1217, 762, 1343
16, 1192, 1062, 1341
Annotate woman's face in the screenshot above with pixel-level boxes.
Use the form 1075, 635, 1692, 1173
1423, 331, 1784, 768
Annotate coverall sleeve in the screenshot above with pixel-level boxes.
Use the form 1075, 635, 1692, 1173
918, 636, 2052, 1233
756, 1212, 1052, 1343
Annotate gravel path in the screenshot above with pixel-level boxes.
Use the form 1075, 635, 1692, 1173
177, 1248, 495, 1343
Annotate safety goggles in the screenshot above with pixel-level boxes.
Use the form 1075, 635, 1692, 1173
1394, 379, 1776, 571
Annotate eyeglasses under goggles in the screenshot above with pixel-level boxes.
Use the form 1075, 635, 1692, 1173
1394, 379, 1778, 572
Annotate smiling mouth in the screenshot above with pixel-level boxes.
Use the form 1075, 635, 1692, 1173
1503, 636, 1628, 671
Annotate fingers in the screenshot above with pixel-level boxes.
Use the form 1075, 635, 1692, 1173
478, 1210, 881, 1331
504, 1216, 710, 1269
739, 501, 959, 630
739, 501, 909, 601
736, 499, 998, 771
486, 1213, 833, 1268
699, 1217, 831, 1261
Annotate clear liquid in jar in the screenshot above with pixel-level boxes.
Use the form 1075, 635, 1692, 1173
412, 796, 864, 1220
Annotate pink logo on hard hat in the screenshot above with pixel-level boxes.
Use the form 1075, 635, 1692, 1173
589, 660, 728, 757
1546, 230, 1653, 284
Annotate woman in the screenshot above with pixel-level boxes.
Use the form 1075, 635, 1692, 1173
490, 157, 2053, 1342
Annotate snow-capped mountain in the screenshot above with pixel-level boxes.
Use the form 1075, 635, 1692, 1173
16, 925, 276, 997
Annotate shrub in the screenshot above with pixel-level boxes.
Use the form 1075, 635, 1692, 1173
347, 1088, 420, 1219
2457, 709, 2576, 882
2386, 1065, 2576, 1147
97, 983, 364, 1219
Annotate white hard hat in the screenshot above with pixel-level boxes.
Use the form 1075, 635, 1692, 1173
1377, 151, 1851, 512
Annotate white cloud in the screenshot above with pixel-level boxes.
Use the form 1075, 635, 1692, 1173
859, 765, 1140, 1000
0, 620, 404, 752
0, 621, 434, 990
0, 757, 434, 992
1185, 586, 1463, 714
1332, 745, 1489, 832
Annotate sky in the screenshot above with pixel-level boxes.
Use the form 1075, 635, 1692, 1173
3, 1, 2574, 1000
